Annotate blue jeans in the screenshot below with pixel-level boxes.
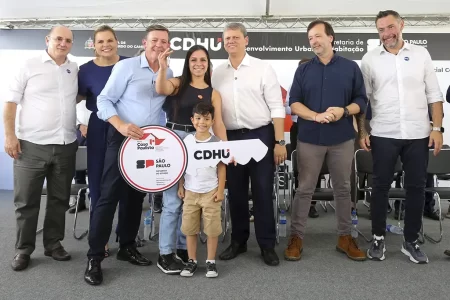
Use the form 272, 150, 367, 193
159, 130, 190, 254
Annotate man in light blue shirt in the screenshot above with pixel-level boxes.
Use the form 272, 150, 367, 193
84, 24, 173, 286
97, 52, 173, 130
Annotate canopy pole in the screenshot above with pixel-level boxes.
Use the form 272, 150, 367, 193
265, 0, 271, 16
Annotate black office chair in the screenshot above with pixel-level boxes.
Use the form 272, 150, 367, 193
70, 146, 90, 240
423, 148, 450, 243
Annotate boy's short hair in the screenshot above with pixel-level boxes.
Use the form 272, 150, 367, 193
192, 102, 215, 119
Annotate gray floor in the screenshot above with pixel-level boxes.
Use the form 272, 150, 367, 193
0, 189, 449, 300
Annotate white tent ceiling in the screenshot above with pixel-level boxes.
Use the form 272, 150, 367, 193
1, 0, 450, 19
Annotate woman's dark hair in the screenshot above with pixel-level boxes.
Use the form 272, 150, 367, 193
173, 45, 212, 120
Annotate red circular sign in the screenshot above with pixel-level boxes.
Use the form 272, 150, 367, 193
118, 125, 188, 193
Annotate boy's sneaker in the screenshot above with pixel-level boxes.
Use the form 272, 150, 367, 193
205, 262, 218, 278
176, 249, 189, 265
180, 259, 197, 277
157, 254, 182, 274
367, 235, 386, 261
401, 240, 429, 264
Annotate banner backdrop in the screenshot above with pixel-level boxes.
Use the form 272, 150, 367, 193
0, 29, 450, 190
0, 29, 445, 59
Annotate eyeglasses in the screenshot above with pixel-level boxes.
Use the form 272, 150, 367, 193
47, 36, 73, 44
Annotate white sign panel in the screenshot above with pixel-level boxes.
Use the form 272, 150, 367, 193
183, 134, 269, 175
118, 125, 188, 193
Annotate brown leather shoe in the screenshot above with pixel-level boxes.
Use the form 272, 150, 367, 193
11, 254, 30, 271
44, 246, 71, 261
336, 235, 366, 261
284, 235, 303, 261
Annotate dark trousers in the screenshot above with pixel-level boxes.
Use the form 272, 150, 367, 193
370, 135, 429, 242
14, 140, 77, 255
153, 192, 163, 205
74, 128, 87, 185
87, 126, 146, 260
290, 122, 317, 206
227, 124, 276, 248
86, 114, 125, 226
394, 172, 435, 213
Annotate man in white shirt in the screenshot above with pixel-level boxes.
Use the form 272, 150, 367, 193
3, 26, 79, 271
212, 23, 286, 266
358, 10, 444, 264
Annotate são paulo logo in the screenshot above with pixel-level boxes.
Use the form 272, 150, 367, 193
136, 159, 171, 169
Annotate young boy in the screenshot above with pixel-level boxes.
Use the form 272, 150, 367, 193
178, 102, 226, 278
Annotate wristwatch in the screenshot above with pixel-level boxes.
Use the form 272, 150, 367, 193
275, 140, 286, 146
432, 127, 445, 133
343, 107, 349, 118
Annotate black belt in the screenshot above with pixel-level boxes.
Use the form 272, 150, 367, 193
166, 122, 196, 133
227, 124, 272, 134
228, 128, 251, 134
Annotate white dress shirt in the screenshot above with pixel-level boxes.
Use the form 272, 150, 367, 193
5, 51, 78, 145
284, 84, 298, 123
211, 53, 285, 130
361, 43, 443, 139
76, 100, 92, 127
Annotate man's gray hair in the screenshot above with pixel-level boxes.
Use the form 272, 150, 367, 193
223, 23, 248, 37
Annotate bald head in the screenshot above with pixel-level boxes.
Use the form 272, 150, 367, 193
46, 26, 74, 64
48, 26, 73, 40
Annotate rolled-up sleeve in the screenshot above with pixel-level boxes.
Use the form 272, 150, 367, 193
288, 67, 303, 106
351, 62, 368, 114
97, 61, 131, 121
423, 49, 443, 104
262, 64, 285, 118
5, 64, 27, 104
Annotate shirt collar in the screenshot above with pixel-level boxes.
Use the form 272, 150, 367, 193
312, 50, 339, 65
227, 52, 250, 68
379, 40, 410, 54
41, 50, 70, 65
140, 52, 150, 69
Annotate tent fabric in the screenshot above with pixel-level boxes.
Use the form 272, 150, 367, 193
1, 0, 450, 20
